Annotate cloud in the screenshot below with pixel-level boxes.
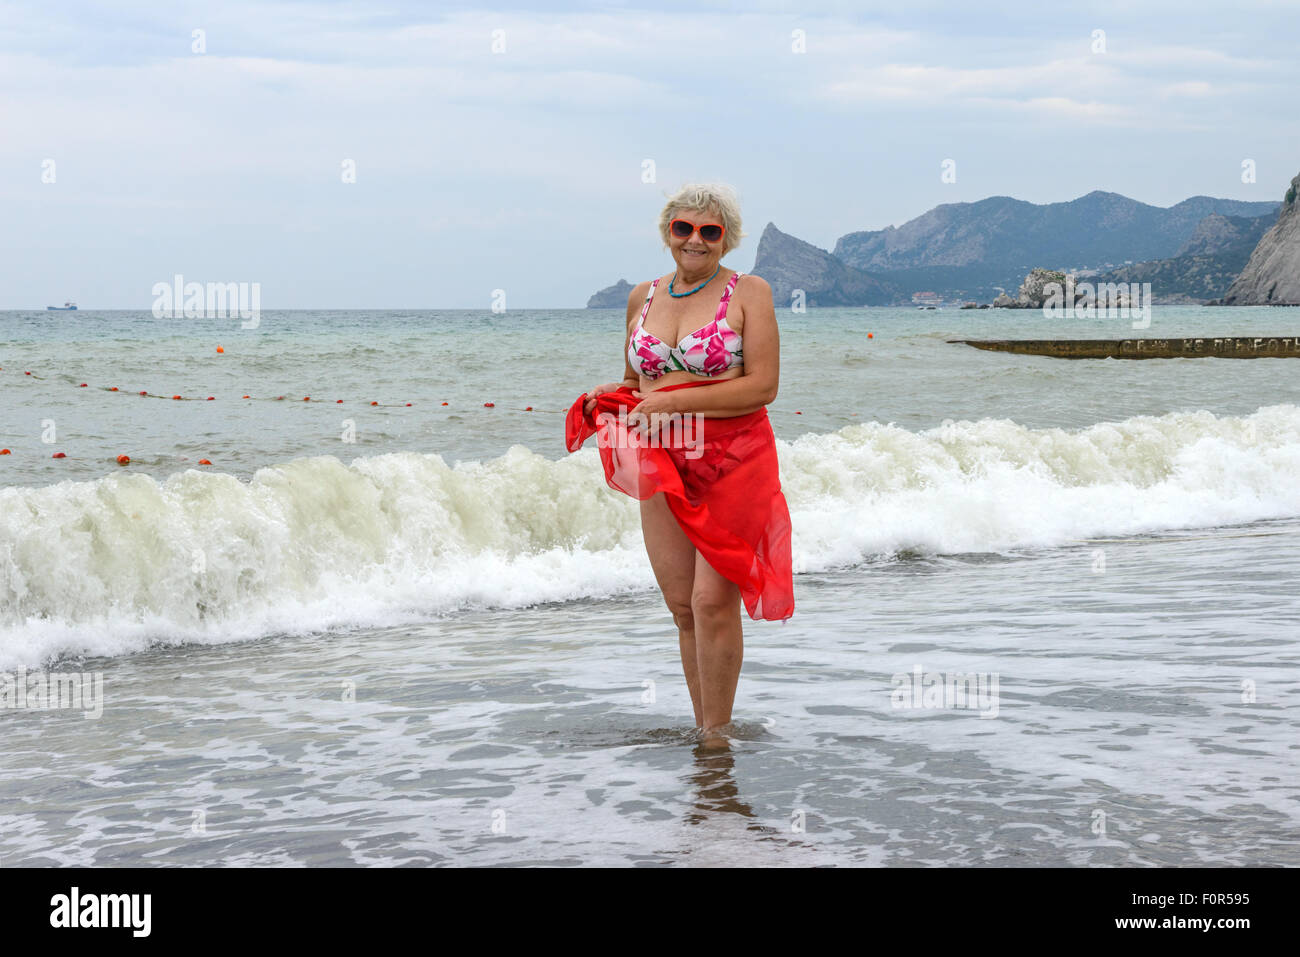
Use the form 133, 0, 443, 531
1, 1, 1296, 306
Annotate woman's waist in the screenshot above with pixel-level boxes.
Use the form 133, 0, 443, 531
640, 370, 741, 410
637, 378, 768, 429
614, 388, 767, 443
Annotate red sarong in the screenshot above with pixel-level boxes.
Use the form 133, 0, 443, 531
565, 380, 794, 621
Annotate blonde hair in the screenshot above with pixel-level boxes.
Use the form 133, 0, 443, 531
658, 182, 745, 254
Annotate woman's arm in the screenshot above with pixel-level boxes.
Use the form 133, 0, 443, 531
636, 275, 779, 417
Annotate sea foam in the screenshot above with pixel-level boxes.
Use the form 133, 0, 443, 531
2, 405, 1298, 668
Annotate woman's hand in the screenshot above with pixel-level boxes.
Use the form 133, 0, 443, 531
583, 382, 625, 416
628, 388, 681, 439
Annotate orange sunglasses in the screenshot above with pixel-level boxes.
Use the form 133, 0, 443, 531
669, 219, 725, 243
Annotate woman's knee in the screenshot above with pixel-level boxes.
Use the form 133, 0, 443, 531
690, 585, 738, 624
666, 597, 694, 633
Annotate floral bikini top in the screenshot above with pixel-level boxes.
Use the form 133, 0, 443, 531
627, 272, 744, 380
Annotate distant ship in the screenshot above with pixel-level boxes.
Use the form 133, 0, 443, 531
46, 301, 78, 310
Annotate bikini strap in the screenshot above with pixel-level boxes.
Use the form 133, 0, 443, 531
637, 278, 659, 327
715, 272, 742, 322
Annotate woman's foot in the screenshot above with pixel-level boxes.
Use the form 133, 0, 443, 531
697, 722, 735, 750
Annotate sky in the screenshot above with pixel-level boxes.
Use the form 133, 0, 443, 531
1, 0, 1298, 308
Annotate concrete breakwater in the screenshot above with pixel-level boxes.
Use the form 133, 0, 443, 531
949, 336, 1300, 359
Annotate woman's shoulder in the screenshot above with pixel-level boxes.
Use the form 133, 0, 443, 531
734, 272, 770, 297
731, 273, 772, 322
734, 273, 772, 320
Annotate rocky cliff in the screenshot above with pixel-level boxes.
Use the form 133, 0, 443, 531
1220, 171, 1300, 305
991, 268, 1067, 308
586, 279, 635, 308
750, 223, 900, 306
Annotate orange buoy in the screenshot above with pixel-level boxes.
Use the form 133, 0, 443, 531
139, 391, 148, 396
52, 452, 66, 458
207, 396, 215, 401
110, 387, 118, 391
25, 371, 32, 375
795, 411, 802, 415
79, 382, 87, 388
242, 394, 250, 399
303, 396, 310, 401
198, 458, 212, 465
0, 449, 10, 455
405, 402, 412, 407
441, 402, 448, 406
484, 402, 495, 408
336, 399, 343, 403
116, 454, 130, 465
524, 406, 533, 411
216, 345, 224, 354
370, 401, 378, 406
868, 333, 873, 339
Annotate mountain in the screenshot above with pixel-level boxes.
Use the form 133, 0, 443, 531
1090, 211, 1278, 303
1220, 171, 1300, 305
584, 190, 1285, 307
833, 191, 1280, 274
586, 278, 635, 308
1176, 212, 1276, 257
750, 223, 901, 306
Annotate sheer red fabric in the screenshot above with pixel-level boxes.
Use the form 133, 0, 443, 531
565, 380, 795, 621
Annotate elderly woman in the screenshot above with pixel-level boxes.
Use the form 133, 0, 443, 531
565, 183, 795, 744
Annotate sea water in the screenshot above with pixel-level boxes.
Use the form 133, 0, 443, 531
1, 306, 1298, 865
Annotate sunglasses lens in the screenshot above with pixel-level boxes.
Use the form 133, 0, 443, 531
699, 225, 723, 242
670, 220, 694, 238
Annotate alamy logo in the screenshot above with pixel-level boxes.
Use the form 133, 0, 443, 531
152, 274, 260, 328
891, 664, 999, 718
0, 667, 102, 719
49, 887, 151, 937
1041, 279, 1152, 329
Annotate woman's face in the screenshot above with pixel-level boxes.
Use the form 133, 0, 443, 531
668, 208, 726, 276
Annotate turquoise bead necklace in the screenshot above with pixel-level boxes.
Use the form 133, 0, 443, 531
668, 264, 720, 297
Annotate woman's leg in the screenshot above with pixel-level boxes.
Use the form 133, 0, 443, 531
639, 492, 704, 726
691, 550, 743, 733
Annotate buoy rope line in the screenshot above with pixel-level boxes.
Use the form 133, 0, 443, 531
0, 352, 864, 462
0, 364, 833, 420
